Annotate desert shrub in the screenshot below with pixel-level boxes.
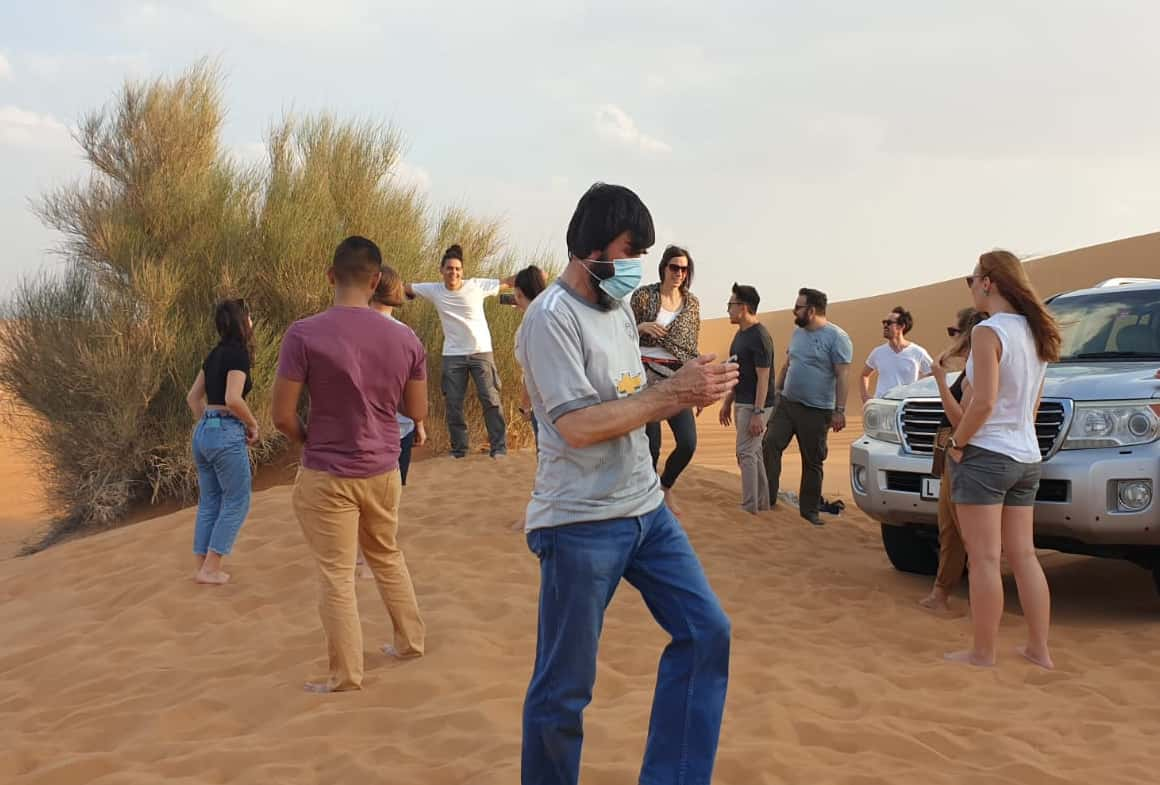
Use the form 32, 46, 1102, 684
0, 60, 553, 549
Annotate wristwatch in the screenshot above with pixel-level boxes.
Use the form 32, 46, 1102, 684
835, 406, 846, 414
753, 407, 765, 415
948, 435, 961, 450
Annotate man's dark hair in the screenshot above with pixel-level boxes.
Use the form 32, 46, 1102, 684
441, 244, 464, 268
799, 287, 828, 314
660, 245, 694, 294
565, 182, 655, 259
333, 235, 383, 285
891, 305, 914, 334
732, 282, 760, 314
514, 264, 547, 302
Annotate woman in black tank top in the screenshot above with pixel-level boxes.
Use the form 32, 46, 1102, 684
184, 299, 259, 585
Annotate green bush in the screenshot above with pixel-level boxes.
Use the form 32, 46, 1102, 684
0, 60, 552, 549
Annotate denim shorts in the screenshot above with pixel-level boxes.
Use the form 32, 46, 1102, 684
950, 444, 1041, 507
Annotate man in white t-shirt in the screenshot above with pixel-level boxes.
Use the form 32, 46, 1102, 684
405, 244, 516, 458
860, 306, 933, 403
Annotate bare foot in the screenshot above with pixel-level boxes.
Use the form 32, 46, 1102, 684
382, 644, 423, 660
304, 681, 335, 693
664, 488, 683, 517
1016, 644, 1055, 670
195, 569, 230, 585
944, 649, 996, 667
918, 589, 950, 612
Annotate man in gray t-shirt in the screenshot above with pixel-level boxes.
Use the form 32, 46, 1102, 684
517, 183, 737, 785
763, 286, 853, 526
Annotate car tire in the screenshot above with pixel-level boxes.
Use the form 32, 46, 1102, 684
881, 523, 939, 576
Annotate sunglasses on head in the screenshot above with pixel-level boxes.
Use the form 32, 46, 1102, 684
667, 263, 688, 274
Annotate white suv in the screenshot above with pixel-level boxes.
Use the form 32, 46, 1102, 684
851, 278, 1160, 594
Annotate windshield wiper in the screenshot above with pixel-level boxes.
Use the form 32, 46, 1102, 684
1066, 351, 1160, 360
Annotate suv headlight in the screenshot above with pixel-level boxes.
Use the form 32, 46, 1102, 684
1061, 401, 1160, 450
863, 400, 901, 444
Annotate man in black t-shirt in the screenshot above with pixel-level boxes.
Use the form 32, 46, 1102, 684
719, 283, 777, 513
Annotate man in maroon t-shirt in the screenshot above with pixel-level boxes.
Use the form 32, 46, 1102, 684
272, 235, 429, 693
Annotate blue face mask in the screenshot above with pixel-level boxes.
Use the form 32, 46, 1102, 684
585, 258, 643, 301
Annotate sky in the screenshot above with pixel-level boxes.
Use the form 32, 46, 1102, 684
2, 1, 1160, 318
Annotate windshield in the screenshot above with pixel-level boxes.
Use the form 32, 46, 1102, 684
1049, 288, 1160, 361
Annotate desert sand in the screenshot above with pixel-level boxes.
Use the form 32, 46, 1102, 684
3, 235, 1160, 784
0, 384, 48, 557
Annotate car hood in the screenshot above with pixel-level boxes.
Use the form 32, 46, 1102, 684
884, 362, 1160, 402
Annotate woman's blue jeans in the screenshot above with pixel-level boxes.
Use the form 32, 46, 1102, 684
192, 412, 252, 556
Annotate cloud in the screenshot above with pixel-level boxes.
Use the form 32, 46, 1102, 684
392, 158, 431, 192
204, 0, 385, 39
22, 51, 149, 80
593, 104, 672, 154
0, 53, 11, 80
0, 106, 74, 150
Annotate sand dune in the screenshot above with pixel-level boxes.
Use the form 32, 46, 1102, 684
3, 233, 1160, 783
700, 231, 1160, 410
0, 385, 48, 557
3, 450, 1160, 785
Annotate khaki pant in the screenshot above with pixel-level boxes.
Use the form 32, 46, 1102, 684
735, 406, 773, 513
292, 467, 425, 690
935, 465, 967, 594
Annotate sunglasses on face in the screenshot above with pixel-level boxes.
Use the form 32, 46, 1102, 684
727, 300, 742, 308
947, 327, 962, 337
882, 319, 899, 327
667, 263, 688, 274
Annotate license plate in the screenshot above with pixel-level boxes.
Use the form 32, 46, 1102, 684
921, 477, 940, 500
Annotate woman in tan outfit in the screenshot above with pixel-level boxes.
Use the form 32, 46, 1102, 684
920, 307, 986, 612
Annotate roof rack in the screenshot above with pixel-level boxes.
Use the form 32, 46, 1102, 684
1093, 277, 1160, 288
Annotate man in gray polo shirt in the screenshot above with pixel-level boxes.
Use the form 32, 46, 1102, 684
517, 183, 738, 785
763, 286, 853, 526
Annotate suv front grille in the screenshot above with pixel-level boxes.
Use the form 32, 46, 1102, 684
899, 399, 1068, 459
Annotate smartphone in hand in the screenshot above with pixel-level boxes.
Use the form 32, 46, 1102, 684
499, 292, 517, 307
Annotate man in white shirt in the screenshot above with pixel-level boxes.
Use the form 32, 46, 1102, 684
405, 244, 516, 458
860, 306, 932, 403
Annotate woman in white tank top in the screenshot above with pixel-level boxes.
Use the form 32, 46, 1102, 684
944, 250, 1061, 670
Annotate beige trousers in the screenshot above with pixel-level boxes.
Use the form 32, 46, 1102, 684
292, 467, 425, 690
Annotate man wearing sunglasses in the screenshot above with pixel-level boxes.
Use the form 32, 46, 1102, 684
859, 306, 932, 404
763, 287, 853, 526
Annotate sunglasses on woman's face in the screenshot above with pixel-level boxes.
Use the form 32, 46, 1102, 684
947, 327, 962, 337
882, 319, 900, 328
667, 263, 688, 275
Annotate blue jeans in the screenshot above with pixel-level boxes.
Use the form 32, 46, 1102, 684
441, 352, 507, 457
522, 504, 731, 785
399, 430, 415, 486
192, 412, 252, 556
